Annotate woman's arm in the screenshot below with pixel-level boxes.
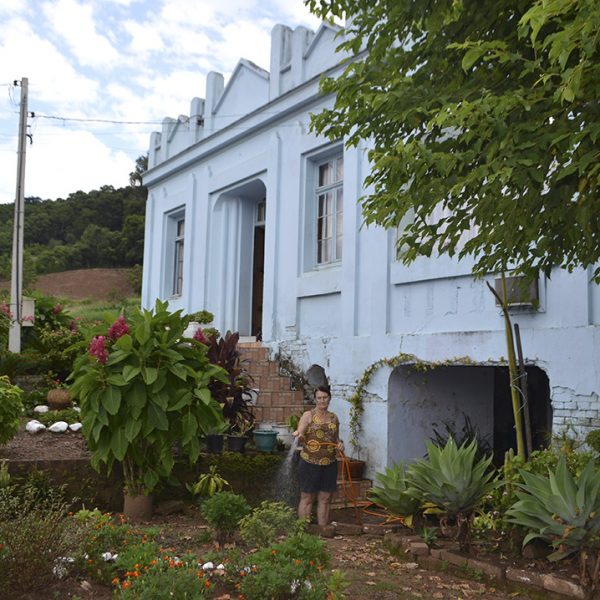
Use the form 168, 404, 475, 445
292, 410, 312, 442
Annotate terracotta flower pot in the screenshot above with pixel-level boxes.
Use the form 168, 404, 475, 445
47, 388, 71, 410
338, 458, 365, 480
123, 493, 153, 522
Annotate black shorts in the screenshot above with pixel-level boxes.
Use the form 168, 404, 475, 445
297, 458, 338, 494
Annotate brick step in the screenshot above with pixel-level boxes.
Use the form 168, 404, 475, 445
332, 479, 372, 508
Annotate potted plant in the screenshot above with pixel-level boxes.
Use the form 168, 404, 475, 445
205, 421, 229, 454
227, 413, 254, 453
201, 331, 256, 432
70, 300, 228, 521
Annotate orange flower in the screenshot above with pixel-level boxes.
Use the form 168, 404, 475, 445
294, 559, 301, 565
309, 560, 314, 566
122, 581, 132, 589
111, 577, 120, 586
87, 559, 94, 565
271, 550, 277, 555
204, 580, 211, 589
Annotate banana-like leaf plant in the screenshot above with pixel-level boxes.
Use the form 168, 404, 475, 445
369, 463, 421, 527
406, 438, 499, 552
506, 456, 600, 593
70, 300, 228, 501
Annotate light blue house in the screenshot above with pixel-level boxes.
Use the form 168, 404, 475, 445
142, 22, 600, 475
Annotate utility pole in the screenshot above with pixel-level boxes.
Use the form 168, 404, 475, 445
8, 77, 28, 354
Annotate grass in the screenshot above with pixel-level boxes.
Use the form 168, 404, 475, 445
63, 296, 140, 323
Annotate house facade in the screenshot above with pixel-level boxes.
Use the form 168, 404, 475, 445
141, 22, 600, 476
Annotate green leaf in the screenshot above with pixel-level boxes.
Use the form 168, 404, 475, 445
102, 386, 122, 415
147, 402, 168, 431
110, 428, 128, 461
124, 418, 142, 442
181, 412, 198, 445
142, 367, 158, 385
143, 469, 159, 492
122, 365, 141, 382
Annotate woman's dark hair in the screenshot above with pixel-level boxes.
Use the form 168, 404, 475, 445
313, 385, 331, 398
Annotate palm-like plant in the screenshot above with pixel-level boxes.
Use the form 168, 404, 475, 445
406, 438, 498, 552
369, 463, 421, 527
507, 457, 600, 594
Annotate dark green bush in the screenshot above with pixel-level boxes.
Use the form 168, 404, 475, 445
239, 500, 305, 548
201, 491, 251, 544
0, 376, 24, 445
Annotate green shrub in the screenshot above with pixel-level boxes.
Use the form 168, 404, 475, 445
0, 375, 23, 445
0, 482, 80, 596
239, 501, 305, 548
114, 554, 211, 599
406, 438, 499, 552
507, 456, 600, 592
201, 491, 250, 544
21, 387, 50, 414
585, 430, 600, 455
36, 407, 81, 427
239, 532, 331, 600
73, 509, 159, 584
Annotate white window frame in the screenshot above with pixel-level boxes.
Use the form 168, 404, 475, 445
172, 217, 185, 296
314, 154, 343, 266
163, 208, 185, 298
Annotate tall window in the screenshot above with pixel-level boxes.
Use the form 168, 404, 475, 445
315, 156, 343, 265
173, 218, 184, 296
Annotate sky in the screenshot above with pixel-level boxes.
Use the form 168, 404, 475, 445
0, 0, 322, 205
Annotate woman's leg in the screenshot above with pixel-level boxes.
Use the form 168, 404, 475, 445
316, 491, 333, 526
298, 492, 316, 521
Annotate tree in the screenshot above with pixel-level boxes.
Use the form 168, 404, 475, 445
307, 0, 600, 282
129, 154, 148, 187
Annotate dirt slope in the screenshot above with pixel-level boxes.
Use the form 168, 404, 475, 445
0, 268, 135, 301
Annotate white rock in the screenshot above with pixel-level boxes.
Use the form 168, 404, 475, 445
33, 405, 49, 413
102, 552, 117, 562
216, 563, 225, 570
48, 421, 69, 433
69, 423, 82, 432
73, 406, 81, 413
202, 561, 214, 571
26, 420, 46, 433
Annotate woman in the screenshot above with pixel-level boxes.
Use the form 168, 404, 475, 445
292, 385, 344, 526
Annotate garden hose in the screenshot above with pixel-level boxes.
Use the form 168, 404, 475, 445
314, 441, 407, 529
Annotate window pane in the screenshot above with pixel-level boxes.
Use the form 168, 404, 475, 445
177, 219, 185, 237
336, 234, 342, 260
318, 162, 332, 187
336, 157, 343, 182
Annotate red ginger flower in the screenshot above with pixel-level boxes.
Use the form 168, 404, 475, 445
193, 327, 208, 344
108, 315, 129, 340
89, 335, 108, 364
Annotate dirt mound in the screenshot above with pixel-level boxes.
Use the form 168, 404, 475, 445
0, 268, 136, 301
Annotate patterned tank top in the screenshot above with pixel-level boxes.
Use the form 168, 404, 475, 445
300, 409, 339, 466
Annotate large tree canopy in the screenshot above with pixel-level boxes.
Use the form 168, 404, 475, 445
307, 0, 600, 281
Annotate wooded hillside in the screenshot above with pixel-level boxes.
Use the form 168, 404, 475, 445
0, 185, 146, 282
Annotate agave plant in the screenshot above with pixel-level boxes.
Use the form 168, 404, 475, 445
406, 438, 498, 552
507, 456, 600, 593
369, 463, 421, 527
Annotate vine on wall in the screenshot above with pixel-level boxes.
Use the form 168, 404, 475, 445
347, 353, 476, 454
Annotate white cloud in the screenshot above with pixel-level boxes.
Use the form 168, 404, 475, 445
42, 0, 121, 69
26, 126, 132, 199
0, 0, 327, 204
0, 17, 99, 106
